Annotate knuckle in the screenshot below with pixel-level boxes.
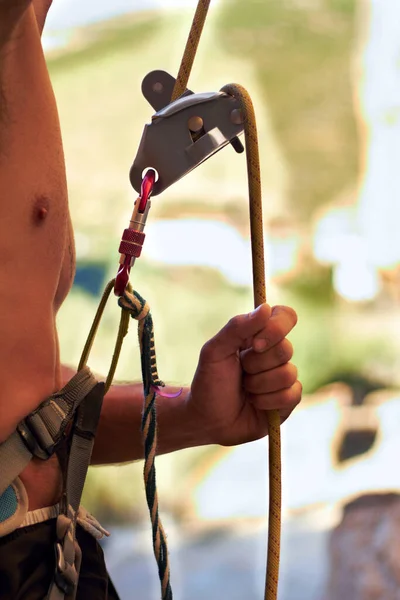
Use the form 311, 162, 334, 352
282, 387, 297, 408
289, 381, 302, 407
282, 381, 301, 408
199, 339, 214, 362
296, 380, 303, 401
228, 314, 244, 333
276, 339, 293, 363
281, 363, 298, 387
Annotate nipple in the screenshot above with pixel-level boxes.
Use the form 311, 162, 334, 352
32, 197, 50, 225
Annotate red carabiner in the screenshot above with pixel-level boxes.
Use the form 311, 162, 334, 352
114, 169, 156, 297
115, 256, 131, 298
138, 169, 156, 212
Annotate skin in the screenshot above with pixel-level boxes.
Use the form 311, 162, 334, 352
0, 1, 302, 512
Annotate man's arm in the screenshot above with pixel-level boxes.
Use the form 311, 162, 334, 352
63, 304, 301, 466
91, 384, 204, 465
61, 366, 207, 464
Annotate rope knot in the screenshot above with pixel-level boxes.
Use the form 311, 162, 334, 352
118, 288, 164, 390
118, 290, 150, 322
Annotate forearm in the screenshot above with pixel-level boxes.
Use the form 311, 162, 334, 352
91, 383, 211, 465
60, 365, 211, 464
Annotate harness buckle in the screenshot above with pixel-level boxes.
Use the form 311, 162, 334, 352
17, 419, 54, 461
129, 70, 244, 196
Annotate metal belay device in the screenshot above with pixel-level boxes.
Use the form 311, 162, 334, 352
129, 69, 245, 196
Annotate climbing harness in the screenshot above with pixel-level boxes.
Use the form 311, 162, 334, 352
0, 1, 282, 599
0, 367, 106, 600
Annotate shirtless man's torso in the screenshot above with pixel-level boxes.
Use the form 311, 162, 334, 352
0, 0, 73, 511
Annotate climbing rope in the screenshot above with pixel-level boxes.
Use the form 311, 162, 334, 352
171, 2, 282, 597
219, 82, 282, 598
81, 1, 282, 598
171, 0, 212, 101
79, 281, 173, 600
119, 290, 172, 600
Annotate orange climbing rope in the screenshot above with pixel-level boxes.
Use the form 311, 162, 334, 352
172, 2, 282, 598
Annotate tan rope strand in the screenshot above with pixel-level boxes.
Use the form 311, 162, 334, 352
222, 83, 282, 600
171, 0, 212, 101
78, 278, 131, 394
104, 307, 131, 393
78, 279, 115, 371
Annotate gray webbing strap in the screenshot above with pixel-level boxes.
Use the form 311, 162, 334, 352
0, 434, 32, 497
0, 367, 97, 496
47, 382, 105, 600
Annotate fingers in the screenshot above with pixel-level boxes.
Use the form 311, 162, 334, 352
200, 303, 298, 364
241, 338, 293, 374
247, 380, 303, 413
200, 304, 272, 363
252, 305, 297, 353
244, 362, 298, 395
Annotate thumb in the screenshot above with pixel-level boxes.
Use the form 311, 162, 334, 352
200, 304, 272, 363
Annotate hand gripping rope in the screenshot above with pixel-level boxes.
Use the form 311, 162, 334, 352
81, 1, 282, 599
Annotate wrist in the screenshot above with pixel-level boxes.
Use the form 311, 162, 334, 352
156, 387, 214, 455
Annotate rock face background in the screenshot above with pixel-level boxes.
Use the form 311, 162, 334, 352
326, 494, 400, 600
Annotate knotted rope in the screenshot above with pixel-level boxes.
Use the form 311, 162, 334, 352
79, 282, 173, 599
118, 289, 172, 600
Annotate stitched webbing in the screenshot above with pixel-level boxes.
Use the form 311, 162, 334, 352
0, 367, 97, 497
